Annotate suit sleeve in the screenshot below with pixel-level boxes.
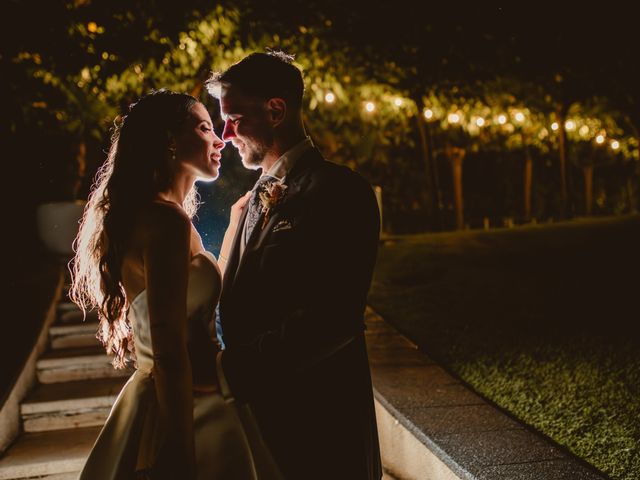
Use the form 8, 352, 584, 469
220, 170, 380, 401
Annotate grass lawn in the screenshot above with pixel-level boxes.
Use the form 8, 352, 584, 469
369, 215, 640, 480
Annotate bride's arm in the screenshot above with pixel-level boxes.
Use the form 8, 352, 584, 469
217, 191, 251, 276
143, 203, 196, 478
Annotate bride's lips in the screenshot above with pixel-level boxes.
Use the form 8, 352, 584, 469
210, 154, 221, 166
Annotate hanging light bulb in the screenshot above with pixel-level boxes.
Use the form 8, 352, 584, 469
324, 92, 335, 103
514, 111, 525, 122
365, 102, 375, 113
394, 98, 403, 107
448, 113, 460, 124
551, 122, 559, 131
498, 114, 507, 125
476, 117, 486, 127
611, 140, 620, 150
565, 120, 576, 131
424, 108, 434, 120
595, 134, 606, 144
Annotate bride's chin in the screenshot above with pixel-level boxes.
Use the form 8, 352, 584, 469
196, 171, 219, 183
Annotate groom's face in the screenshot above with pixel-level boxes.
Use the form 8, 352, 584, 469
220, 84, 274, 170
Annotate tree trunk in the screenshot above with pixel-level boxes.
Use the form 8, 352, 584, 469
627, 177, 637, 214
583, 165, 593, 215
524, 147, 533, 222
446, 144, 466, 230
412, 96, 441, 229
557, 106, 568, 218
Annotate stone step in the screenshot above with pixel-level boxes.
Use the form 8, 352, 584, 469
56, 309, 98, 326
21, 377, 127, 433
34, 474, 79, 480
37, 346, 132, 384
56, 301, 79, 314
49, 322, 99, 350
0, 427, 99, 479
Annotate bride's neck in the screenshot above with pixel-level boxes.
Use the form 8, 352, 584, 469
158, 174, 196, 206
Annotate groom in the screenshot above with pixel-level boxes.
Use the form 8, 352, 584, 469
207, 51, 382, 479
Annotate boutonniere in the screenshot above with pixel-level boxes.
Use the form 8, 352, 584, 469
258, 179, 288, 228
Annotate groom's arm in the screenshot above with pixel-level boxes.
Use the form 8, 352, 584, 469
219, 168, 380, 402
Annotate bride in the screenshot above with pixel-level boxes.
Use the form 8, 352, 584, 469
69, 89, 279, 479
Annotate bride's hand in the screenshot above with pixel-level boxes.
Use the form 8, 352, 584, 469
229, 191, 252, 229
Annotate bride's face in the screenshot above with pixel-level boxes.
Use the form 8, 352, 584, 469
173, 102, 225, 182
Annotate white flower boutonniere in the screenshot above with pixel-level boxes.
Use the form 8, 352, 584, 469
258, 180, 288, 228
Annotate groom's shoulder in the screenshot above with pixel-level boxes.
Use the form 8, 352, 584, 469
309, 154, 372, 194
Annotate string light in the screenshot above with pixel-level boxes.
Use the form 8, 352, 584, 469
87, 22, 98, 33
307, 90, 633, 160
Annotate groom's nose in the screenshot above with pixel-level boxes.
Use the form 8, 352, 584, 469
222, 119, 236, 141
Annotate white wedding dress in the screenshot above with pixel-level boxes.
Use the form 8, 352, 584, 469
79, 251, 281, 479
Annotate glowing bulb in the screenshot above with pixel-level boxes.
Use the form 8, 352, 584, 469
448, 113, 460, 124
475, 117, 485, 127
324, 92, 335, 103
424, 109, 434, 120
579, 125, 589, 137
365, 102, 375, 113
87, 22, 98, 33
498, 114, 507, 125
611, 140, 620, 150
565, 120, 576, 131
551, 122, 559, 131
595, 134, 605, 144
514, 112, 525, 122
394, 98, 403, 107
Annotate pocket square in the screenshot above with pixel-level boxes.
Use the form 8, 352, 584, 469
272, 219, 293, 232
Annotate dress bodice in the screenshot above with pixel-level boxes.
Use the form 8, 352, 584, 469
128, 251, 221, 382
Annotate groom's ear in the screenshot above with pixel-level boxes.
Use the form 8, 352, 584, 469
266, 98, 287, 127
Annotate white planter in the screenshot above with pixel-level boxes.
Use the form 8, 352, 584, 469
36, 201, 87, 256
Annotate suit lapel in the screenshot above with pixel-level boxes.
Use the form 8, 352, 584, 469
230, 149, 322, 283
221, 202, 249, 297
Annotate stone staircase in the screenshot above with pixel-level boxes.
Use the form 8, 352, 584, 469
0, 295, 132, 480
0, 291, 399, 480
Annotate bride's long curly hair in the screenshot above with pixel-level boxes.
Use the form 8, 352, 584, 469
70, 90, 200, 369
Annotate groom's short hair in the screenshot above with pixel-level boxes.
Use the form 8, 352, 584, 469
206, 51, 304, 110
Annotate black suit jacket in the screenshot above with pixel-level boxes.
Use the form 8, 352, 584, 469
219, 148, 382, 479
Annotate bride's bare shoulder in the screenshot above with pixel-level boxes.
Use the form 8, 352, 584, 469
137, 201, 191, 236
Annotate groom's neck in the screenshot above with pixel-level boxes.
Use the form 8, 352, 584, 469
261, 129, 307, 172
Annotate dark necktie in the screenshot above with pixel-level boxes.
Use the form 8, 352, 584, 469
245, 175, 275, 244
